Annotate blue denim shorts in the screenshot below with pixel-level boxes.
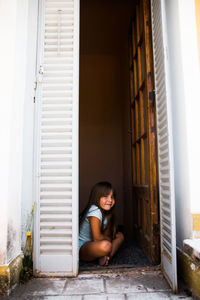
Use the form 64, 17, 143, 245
79, 239, 87, 250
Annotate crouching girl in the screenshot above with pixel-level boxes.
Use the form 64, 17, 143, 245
79, 181, 124, 266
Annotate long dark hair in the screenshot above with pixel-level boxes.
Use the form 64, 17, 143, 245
79, 181, 117, 238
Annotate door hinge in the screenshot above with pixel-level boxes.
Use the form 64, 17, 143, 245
37, 65, 44, 83
39, 64, 44, 75
33, 80, 37, 103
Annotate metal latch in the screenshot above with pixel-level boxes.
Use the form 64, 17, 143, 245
38, 65, 44, 83
39, 65, 44, 75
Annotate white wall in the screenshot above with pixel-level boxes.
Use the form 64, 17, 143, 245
177, 0, 200, 215
0, 0, 29, 264
21, 0, 39, 247
164, 0, 200, 249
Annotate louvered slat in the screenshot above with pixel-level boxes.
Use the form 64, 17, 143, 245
151, 0, 177, 292
34, 0, 79, 276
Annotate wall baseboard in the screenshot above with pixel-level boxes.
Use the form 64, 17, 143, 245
0, 254, 23, 297
177, 247, 200, 300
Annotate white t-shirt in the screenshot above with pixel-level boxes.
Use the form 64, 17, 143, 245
79, 205, 109, 243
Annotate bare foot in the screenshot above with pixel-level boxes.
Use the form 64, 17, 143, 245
99, 256, 110, 266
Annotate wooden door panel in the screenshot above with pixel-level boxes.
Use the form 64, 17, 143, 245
129, 0, 159, 264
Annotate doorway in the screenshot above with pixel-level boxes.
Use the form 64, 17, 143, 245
32, 0, 178, 290
32, 0, 180, 288
79, 0, 159, 268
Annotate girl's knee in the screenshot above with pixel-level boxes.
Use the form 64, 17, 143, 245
116, 232, 124, 242
99, 240, 112, 255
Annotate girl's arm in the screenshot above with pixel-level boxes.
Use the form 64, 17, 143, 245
103, 220, 112, 240
88, 217, 111, 242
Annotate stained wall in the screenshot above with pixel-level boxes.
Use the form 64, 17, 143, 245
0, 0, 29, 265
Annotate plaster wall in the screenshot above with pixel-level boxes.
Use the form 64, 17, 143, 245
0, 0, 17, 266
164, 0, 200, 249
121, 45, 134, 236
195, 0, 200, 67
177, 0, 200, 215
79, 54, 124, 222
0, 0, 28, 264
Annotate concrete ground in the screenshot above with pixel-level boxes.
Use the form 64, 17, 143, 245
1, 267, 194, 300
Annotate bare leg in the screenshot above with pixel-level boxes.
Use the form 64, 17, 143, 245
79, 240, 111, 262
110, 232, 124, 258
79, 232, 124, 265
98, 232, 124, 265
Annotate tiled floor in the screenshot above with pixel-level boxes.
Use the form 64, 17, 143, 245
1, 267, 194, 300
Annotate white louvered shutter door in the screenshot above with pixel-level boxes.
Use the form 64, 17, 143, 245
34, 0, 79, 276
151, 0, 177, 292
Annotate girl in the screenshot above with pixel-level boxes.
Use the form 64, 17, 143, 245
79, 181, 124, 266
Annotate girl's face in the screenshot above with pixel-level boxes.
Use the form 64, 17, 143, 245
99, 190, 115, 211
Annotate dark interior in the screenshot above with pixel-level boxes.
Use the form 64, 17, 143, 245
79, 0, 151, 268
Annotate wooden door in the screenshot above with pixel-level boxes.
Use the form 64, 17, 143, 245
129, 0, 159, 264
